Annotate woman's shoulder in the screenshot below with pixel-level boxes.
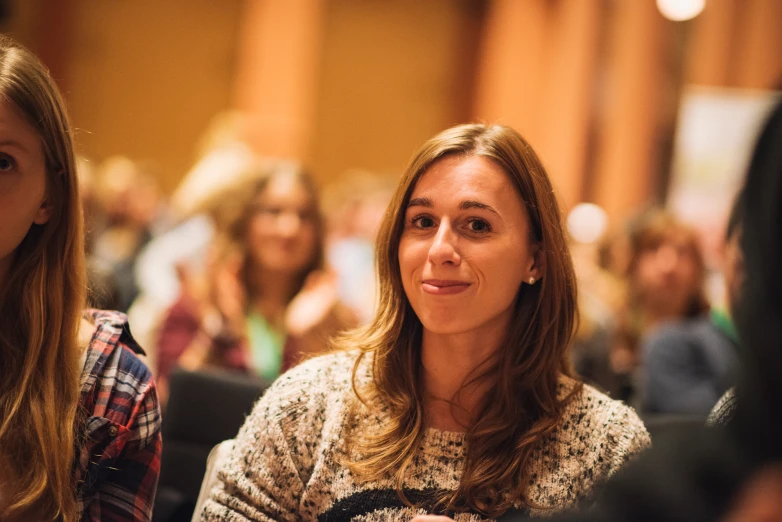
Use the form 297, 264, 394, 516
557, 376, 651, 466
79, 309, 160, 433
232, 350, 363, 486
264, 349, 364, 409
81, 309, 154, 387
707, 387, 738, 427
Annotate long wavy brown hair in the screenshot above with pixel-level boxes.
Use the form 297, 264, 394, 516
342, 124, 580, 516
0, 36, 85, 522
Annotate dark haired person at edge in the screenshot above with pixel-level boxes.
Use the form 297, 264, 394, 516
706, 193, 745, 427
0, 36, 161, 521
201, 124, 649, 521
488, 102, 782, 522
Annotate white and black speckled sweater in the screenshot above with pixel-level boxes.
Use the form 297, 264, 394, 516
200, 350, 650, 522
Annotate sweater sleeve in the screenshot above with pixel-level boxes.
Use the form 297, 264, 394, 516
199, 364, 322, 521
603, 403, 652, 477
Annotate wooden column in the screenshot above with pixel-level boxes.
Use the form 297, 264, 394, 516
684, 0, 739, 87
539, 0, 601, 209
731, 0, 782, 89
473, 0, 548, 144
592, 1, 669, 220
233, 0, 325, 159
472, 0, 601, 209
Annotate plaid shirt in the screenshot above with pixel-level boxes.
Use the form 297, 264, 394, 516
76, 310, 162, 521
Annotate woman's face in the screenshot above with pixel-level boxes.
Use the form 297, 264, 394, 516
0, 99, 50, 283
398, 155, 541, 337
247, 174, 318, 275
635, 231, 701, 316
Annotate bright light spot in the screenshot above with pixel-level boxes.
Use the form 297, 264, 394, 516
656, 0, 706, 21
567, 203, 608, 245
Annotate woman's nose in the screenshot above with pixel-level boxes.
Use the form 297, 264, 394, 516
428, 221, 460, 266
277, 211, 302, 237
656, 245, 679, 273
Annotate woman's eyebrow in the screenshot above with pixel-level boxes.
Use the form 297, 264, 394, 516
407, 197, 433, 209
0, 139, 29, 153
460, 200, 499, 216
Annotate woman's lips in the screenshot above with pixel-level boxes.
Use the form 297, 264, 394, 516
421, 279, 472, 295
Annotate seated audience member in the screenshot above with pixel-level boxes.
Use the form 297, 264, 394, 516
569, 226, 627, 398
200, 124, 650, 521
639, 209, 741, 414
155, 163, 354, 399
89, 157, 167, 312
610, 210, 718, 406
0, 36, 161, 521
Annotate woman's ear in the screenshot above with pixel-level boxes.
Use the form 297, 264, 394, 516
33, 196, 52, 225
527, 243, 545, 282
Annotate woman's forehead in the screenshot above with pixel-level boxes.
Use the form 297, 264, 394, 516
258, 174, 312, 204
410, 155, 515, 203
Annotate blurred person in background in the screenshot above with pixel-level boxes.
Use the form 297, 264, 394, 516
75, 154, 122, 310
0, 35, 161, 522
638, 209, 740, 415
567, 206, 627, 398
610, 210, 712, 404
127, 111, 256, 373
89, 156, 168, 312
323, 169, 395, 324
201, 124, 649, 521
155, 162, 355, 402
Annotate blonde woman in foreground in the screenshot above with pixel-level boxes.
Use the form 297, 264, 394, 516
0, 36, 161, 521
201, 124, 649, 521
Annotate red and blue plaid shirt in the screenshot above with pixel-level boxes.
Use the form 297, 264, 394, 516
75, 310, 162, 521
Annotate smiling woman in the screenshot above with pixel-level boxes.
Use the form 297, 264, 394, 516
201, 124, 650, 521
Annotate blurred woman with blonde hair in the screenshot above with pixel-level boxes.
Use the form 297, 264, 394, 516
0, 36, 161, 521
202, 124, 649, 521
155, 161, 355, 397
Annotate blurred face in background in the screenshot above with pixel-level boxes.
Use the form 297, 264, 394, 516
247, 174, 318, 275
634, 230, 702, 317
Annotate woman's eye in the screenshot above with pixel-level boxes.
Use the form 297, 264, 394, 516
259, 206, 282, 217
412, 216, 435, 228
468, 219, 491, 233
0, 155, 15, 172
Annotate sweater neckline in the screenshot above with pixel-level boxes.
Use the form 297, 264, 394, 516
422, 427, 465, 459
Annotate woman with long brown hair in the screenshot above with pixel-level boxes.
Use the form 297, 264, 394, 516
201, 124, 649, 521
0, 36, 161, 521
155, 161, 355, 403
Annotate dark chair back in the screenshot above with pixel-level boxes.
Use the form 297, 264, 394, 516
153, 367, 269, 522
642, 413, 707, 444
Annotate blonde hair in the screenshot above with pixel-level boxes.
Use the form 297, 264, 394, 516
0, 36, 85, 521
342, 124, 580, 516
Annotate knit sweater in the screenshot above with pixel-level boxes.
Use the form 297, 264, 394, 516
200, 350, 650, 521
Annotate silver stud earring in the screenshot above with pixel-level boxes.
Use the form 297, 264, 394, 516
528, 277, 536, 285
